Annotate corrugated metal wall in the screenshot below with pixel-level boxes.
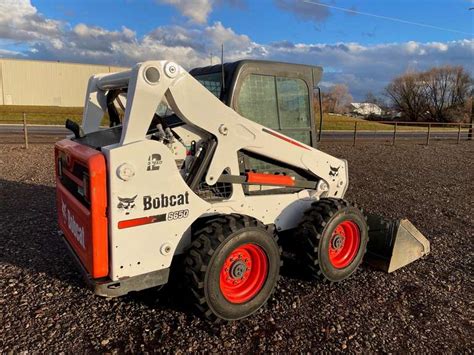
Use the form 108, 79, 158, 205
0, 59, 127, 107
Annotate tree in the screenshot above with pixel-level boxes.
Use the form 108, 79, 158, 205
322, 84, 353, 114
365, 91, 379, 105
421, 66, 472, 122
385, 71, 428, 121
386, 65, 472, 122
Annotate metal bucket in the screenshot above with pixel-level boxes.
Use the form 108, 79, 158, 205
365, 215, 430, 273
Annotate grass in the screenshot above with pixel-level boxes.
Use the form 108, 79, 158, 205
0, 105, 84, 125
320, 113, 466, 132
0, 105, 467, 132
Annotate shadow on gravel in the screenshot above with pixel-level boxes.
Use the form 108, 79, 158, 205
0, 177, 380, 324
0, 178, 195, 317
1, 178, 318, 319
0, 179, 86, 286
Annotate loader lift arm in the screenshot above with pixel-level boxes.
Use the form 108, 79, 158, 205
82, 61, 348, 198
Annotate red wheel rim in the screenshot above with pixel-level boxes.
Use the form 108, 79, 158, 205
219, 243, 268, 304
328, 220, 361, 269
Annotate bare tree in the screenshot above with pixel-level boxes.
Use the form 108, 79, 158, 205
365, 91, 379, 104
323, 84, 353, 114
421, 66, 472, 122
386, 72, 428, 121
386, 65, 472, 122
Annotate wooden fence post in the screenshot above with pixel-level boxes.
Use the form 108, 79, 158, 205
23, 113, 29, 149
392, 122, 397, 146
468, 97, 473, 140
426, 123, 431, 145
457, 123, 462, 144
352, 121, 358, 147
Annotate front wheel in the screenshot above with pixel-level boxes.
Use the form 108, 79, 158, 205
184, 215, 281, 321
296, 198, 368, 282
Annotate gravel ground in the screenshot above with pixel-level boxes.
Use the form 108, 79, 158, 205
1, 142, 473, 352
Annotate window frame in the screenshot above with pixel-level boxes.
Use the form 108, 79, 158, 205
231, 67, 315, 147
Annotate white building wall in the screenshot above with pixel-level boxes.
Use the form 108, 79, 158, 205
0, 61, 4, 105
0, 59, 127, 107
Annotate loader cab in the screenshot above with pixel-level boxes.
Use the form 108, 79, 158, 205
190, 60, 322, 148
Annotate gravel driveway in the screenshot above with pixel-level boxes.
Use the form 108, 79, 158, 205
1, 142, 473, 352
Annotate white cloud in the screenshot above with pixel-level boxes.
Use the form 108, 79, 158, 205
0, 1, 472, 99
156, 0, 246, 24
0, 0, 62, 41
263, 39, 474, 97
157, 0, 213, 24
0, 48, 23, 57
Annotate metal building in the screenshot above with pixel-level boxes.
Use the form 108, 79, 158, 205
0, 58, 126, 107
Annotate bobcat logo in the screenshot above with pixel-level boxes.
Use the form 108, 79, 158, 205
329, 166, 340, 181
117, 195, 137, 215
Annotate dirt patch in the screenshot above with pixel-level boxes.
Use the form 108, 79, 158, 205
1, 142, 473, 352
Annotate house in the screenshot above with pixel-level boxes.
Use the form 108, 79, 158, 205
350, 102, 383, 116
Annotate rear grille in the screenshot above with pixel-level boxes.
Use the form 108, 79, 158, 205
57, 154, 90, 208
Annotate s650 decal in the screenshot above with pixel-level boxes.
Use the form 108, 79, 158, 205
167, 209, 189, 221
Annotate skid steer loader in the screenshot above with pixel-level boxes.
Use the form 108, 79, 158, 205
55, 60, 429, 321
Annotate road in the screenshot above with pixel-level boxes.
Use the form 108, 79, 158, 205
0, 124, 469, 143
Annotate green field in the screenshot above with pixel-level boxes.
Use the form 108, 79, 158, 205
0, 105, 466, 132
320, 113, 466, 131
0, 105, 84, 125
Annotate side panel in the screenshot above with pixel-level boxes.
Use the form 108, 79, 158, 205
103, 140, 210, 281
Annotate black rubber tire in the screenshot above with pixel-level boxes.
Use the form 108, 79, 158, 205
184, 214, 281, 322
296, 198, 368, 282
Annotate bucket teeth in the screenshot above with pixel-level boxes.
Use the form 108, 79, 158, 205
365, 215, 430, 273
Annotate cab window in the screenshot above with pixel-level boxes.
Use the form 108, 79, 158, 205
276, 77, 310, 129
237, 74, 279, 129
193, 72, 222, 98
236, 74, 311, 145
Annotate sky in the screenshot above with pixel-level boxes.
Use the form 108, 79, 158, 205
0, 0, 472, 99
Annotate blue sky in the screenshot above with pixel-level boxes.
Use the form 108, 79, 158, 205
36, 0, 473, 44
0, 0, 472, 99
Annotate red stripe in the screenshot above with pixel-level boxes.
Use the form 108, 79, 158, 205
262, 128, 311, 150
118, 213, 166, 229
246, 172, 295, 186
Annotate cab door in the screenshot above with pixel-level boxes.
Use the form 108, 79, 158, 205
229, 63, 317, 148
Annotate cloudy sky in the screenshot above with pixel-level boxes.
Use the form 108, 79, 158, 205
0, 0, 472, 99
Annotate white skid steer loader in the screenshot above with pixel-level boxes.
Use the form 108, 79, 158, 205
55, 60, 430, 321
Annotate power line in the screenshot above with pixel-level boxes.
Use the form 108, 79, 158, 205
303, 1, 473, 36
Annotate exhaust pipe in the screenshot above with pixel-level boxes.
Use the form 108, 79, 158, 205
365, 215, 430, 273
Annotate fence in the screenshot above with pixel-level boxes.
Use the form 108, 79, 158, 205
319, 120, 473, 146
0, 112, 473, 148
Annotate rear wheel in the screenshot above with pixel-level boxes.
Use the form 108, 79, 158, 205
296, 198, 368, 282
185, 214, 281, 321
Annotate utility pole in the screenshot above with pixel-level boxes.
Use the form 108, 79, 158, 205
469, 7, 473, 140
221, 43, 225, 91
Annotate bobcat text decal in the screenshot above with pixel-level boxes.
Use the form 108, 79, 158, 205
143, 192, 190, 211
61, 199, 85, 249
